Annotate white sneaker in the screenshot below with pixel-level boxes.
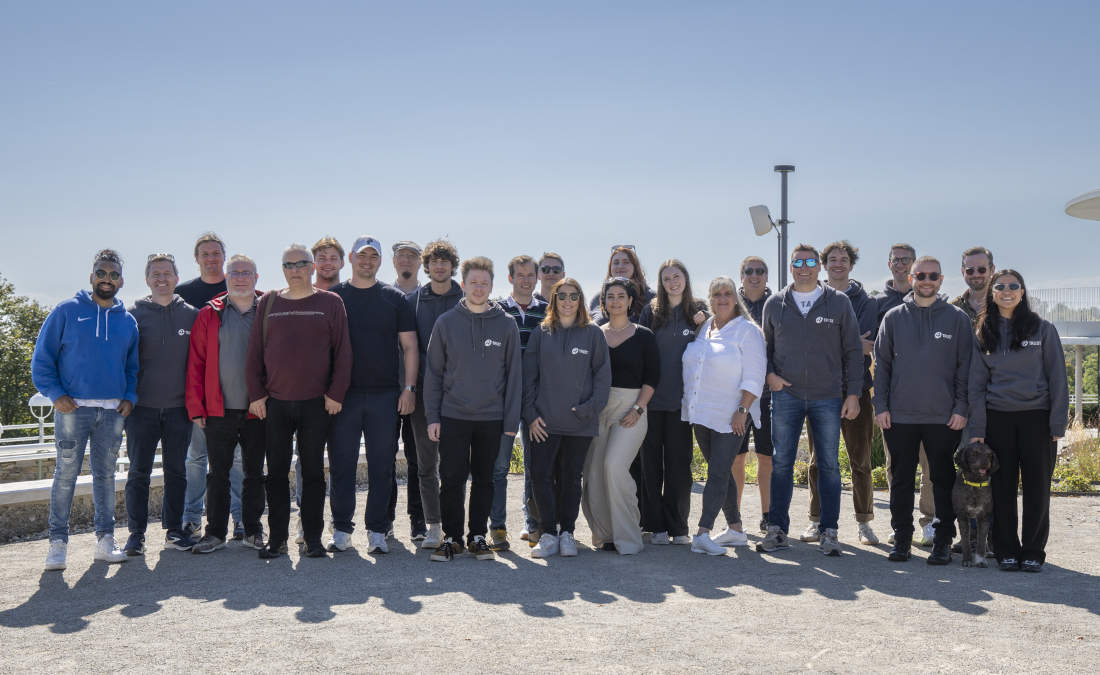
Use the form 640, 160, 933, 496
327, 530, 352, 552
558, 532, 578, 557
294, 517, 305, 545
422, 524, 442, 549
819, 528, 841, 556
858, 522, 879, 545
799, 521, 820, 542
367, 531, 389, 554
671, 535, 691, 545
531, 533, 559, 558
711, 528, 749, 547
93, 534, 127, 564
919, 523, 935, 547
888, 531, 896, 544
519, 527, 530, 541
650, 532, 671, 545
691, 533, 726, 556
45, 539, 67, 571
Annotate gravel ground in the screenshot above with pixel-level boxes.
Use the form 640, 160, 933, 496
1, 478, 1097, 673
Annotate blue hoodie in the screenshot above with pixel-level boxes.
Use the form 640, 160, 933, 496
32, 290, 140, 404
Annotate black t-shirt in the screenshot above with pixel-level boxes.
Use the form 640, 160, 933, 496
176, 277, 227, 308
331, 281, 416, 393
608, 325, 661, 389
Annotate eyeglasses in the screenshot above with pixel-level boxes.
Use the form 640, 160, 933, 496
742, 267, 767, 276
611, 244, 636, 252
540, 265, 563, 275
227, 270, 255, 279
964, 266, 988, 276
94, 269, 121, 281
890, 256, 914, 265
555, 292, 580, 302
792, 258, 818, 268
282, 260, 312, 270
993, 282, 1022, 291
912, 272, 941, 281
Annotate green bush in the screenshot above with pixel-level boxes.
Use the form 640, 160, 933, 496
792, 460, 809, 485
1053, 471, 1094, 493
871, 466, 888, 489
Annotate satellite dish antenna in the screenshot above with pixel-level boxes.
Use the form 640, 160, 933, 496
749, 205, 774, 236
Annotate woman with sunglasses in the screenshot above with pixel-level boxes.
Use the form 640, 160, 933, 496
637, 259, 707, 545
582, 277, 660, 554
968, 270, 1068, 573
590, 246, 655, 323
523, 279, 611, 558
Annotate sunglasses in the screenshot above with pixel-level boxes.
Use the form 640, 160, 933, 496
540, 265, 563, 274
611, 244, 636, 252
964, 266, 989, 276
94, 269, 121, 281
890, 256, 914, 265
792, 258, 818, 268
993, 282, 1022, 291
556, 292, 581, 302
742, 267, 767, 276
146, 252, 176, 262
913, 272, 941, 281
282, 260, 312, 270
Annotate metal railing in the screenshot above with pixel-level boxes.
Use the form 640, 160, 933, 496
1032, 287, 1100, 323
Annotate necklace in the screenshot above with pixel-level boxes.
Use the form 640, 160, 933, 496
605, 321, 632, 333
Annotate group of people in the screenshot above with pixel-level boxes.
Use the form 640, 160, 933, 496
31, 234, 1068, 574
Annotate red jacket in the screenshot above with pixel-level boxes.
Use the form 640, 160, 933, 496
186, 290, 263, 420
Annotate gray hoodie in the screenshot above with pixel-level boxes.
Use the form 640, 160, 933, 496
872, 294, 972, 424
424, 299, 522, 431
129, 295, 199, 409
762, 283, 863, 400
408, 280, 463, 382
968, 319, 1069, 438
522, 323, 611, 437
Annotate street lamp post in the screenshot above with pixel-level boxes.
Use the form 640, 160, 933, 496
774, 165, 795, 288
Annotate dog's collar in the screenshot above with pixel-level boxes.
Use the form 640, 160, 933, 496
963, 477, 990, 488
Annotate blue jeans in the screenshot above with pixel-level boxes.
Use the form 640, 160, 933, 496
49, 406, 125, 542
124, 405, 192, 534
328, 390, 399, 534
769, 389, 843, 533
491, 424, 533, 531
183, 423, 243, 526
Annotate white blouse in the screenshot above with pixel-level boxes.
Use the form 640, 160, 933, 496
681, 315, 767, 434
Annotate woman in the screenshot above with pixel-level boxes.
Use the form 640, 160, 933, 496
523, 279, 611, 558
637, 259, 707, 545
590, 246, 656, 323
969, 269, 1068, 573
681, 276, 766, 555
581, 277, 660, 554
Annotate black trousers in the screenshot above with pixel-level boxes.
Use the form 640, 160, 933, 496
266, 397, 331, 546
204, 410, 267, 539
883, 422, 961, 545
529, 433, 592, 535
638, 409, 693, 537
389, 413, 425, 531
986, 409, 1055, 563
438, 417, 503, 544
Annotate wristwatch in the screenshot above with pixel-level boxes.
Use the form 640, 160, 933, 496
404, 385, 416, 393
736, 405, 749, 415
633, 404, 646, 415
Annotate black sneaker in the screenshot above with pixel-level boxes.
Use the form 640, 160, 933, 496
303, 542, 328, 558
888, 540, 912, 562
182, 521, 201, 541
232, 521, 245, 541
759, 512, 769, 534
165, 529, 196, 551
927, 541, 951, 565
259, 541, 285, 559
1021, 559, 1042, 573
411, 520, 427, 542
430, 538, 459, 562
998, 556, 1020, 571
468, 535, 495, 560
124, 533, 145, 556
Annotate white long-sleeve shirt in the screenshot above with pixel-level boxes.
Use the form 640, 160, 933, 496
681, 316, 767, 434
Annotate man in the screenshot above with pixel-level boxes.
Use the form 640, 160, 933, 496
735, 256, 773, 532
246, 244, 352, 558
33, 249, 138, 570
877, 242, 936, 545
392, 240, 423, 295
952, 246, 995, 324
186, 255, 269, 554
327, 236, 418, 554
800, 241, 880, 546
407, 239, 464, 549
390, 240, 426, 541
425, 257, 522, 561
758, 245, 862, 556
490, 255, 548, 550
535, 251, 565, 302
873, 256, 972, 564
177, 233, 244, 539
312, 236, 345, 291
123, 253, 199, 556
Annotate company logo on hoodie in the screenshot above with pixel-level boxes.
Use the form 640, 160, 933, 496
933, 331, 952, 340
571, 347, 590, 356
483, 338, 502, 348
682, 328, 692, 336
815, 316, 835, 325
1021, 340, 1042, 347
178, 328, 191, 337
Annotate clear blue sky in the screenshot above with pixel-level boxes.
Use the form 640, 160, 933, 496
2, 1, 1098, 306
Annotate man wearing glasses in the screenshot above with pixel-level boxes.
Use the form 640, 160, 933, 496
35, 249, 139, 570
758, 245, 862, 556
952, 246, 995, 324
873, 256, 972, 564
735, 256, 773, 532
246, 244, 352, 558
390, 240, 426, 542
535, 252, 565, 302
122, 253, 200, 556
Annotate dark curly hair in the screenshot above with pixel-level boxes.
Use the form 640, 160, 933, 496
976, 269, 1041, 353
421, 239, 459, 276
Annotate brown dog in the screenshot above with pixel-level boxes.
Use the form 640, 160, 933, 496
952, 442, 999, 567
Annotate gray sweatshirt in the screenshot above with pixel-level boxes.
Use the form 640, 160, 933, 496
968, 319, 1069, 438
638, 301, 706, 411
872, 294, 972, 424
129, 295, 199, 409
424, 299, 522, 431
762, 283, 863, 400
522, 323, 611, 436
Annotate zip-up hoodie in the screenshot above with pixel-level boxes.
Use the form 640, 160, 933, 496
32, 289, 139, 404
639, 301, 707, 411
872, 294, 972, 424
424, 299, 522, 431
842, 279, 878, 392
739, 286, 772, 325
408, 280, 463, 381
522, 323, 611, 436
762, 283, 862, 400
968, 319, 1069, 438
129, 295, 198, 409
875, 279, 909, 328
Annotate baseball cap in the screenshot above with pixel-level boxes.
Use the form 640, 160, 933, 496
392, 240, 422, 255
351, 236, 383, 256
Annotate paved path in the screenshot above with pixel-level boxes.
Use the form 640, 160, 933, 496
1, 478, 1097, 672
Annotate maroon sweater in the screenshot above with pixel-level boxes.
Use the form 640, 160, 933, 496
246, 290, 352, 403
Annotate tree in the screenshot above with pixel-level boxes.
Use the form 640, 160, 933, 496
0, 275, 50, 427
